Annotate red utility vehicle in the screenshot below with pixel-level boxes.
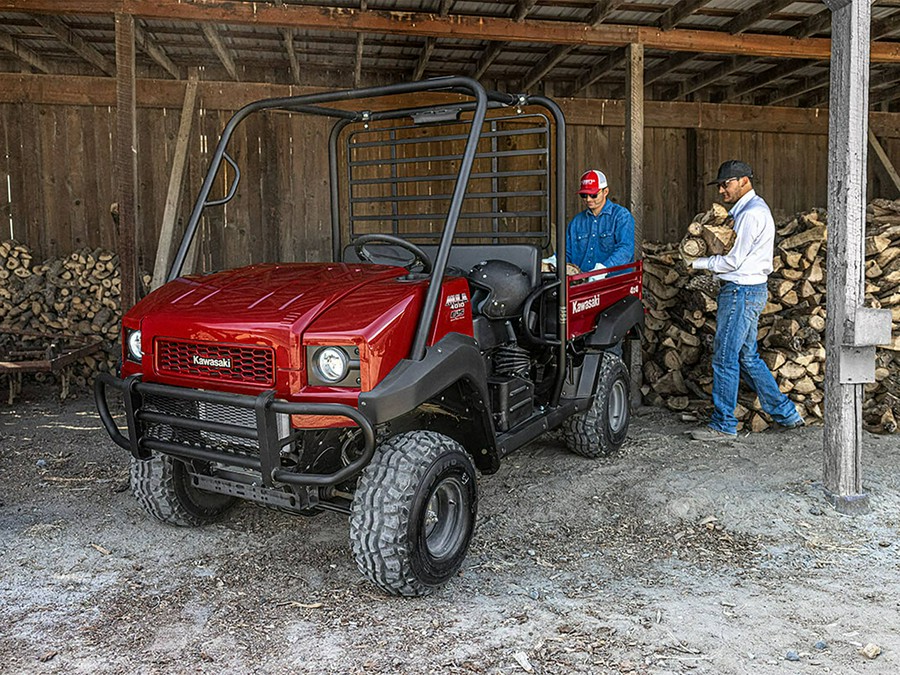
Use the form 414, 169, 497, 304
96, 77, 643, 596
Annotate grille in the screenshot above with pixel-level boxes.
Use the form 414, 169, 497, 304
142, 394, 258, 455
141, 394, 291, 460
156, 338, 274, 385
198, 400, 257, 450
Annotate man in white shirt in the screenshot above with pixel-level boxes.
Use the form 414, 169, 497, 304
689, 160, 804, 441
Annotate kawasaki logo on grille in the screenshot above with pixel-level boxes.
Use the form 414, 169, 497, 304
192, 354, 232, 369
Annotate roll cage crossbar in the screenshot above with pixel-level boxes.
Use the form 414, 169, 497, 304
167, 76, 568, 403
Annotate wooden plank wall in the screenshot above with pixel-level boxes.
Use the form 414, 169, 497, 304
1, 101, 898, 275
566, 125, 834, 244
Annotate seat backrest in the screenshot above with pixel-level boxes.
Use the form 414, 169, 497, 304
343, 242, 542, 287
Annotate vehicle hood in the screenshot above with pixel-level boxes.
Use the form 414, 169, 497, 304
131, 263, 406, 339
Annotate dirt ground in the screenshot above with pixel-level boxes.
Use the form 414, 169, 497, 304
1, 385, 898, 675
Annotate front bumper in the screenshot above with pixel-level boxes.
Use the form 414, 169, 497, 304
94, 372, 375, 489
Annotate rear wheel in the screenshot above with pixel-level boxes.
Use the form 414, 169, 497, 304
350, 431, 477, 597
562, 353, 631, 458
130, 455, 236, 526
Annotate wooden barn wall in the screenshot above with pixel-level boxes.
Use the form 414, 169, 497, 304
1, 102, 899, 273
565, 125, 837, 244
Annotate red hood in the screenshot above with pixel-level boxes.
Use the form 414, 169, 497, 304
131, 263, 404, 340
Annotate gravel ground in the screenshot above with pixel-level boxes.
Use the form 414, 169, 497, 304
1, 386, 898, 674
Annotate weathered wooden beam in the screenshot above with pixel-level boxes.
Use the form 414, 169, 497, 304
624, 42, 643, 403
471, 41, 503, 81
152, 73, 198, 290
765, 70, 828, 105
6, 0, 900, 62
412, 37, 436, 81
201, 22, 238, 81
872, 9, 900, 40
625, 43, 643, 248
643, 51, 696, 87
586, 0, 625, 27
0, 31, 52, 72
471, 0, 536, 81
658, 0, 713, 32
115, 12, 137, 312
722, 0, 796, 36
822, 0, 872, 514
790, 8, 831, 38
134, 19, 180, 79
569, 48, 626, 96
519, 0, 625, 91
353, 0, 367, 86
671, 55, 754, 100
353, 33, 364, 86
411, 0, 452, 80
721, 59, 811, 101
282, 29, 300, 85
6, 72, 900, 138
521, 45, 574, 90
870, 67, 900, 104
34, 15, 115, 75
868, 128, 900, 195
512, 0, 539, 22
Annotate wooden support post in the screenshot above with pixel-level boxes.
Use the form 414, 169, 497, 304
115, 13, 138, 312
625, 42, 644, 403
822, 0, 871, 514
151, 73, 198, 290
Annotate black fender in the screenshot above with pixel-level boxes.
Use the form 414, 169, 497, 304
358, 332, 499, 472
586, 295, 644, 348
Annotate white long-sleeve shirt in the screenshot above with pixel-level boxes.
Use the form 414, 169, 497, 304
691, 189, 774, 285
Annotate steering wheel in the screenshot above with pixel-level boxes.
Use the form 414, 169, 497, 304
353, 234, 433, 274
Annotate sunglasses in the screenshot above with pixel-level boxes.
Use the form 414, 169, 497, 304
716, 177, 739, 190
580, 192, 600, 199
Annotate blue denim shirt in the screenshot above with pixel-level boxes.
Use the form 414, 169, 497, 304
565, 200, 635, 272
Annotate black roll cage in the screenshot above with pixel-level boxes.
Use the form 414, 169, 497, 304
167, 76, 569, 405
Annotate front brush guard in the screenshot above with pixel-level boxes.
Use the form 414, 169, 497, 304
94, 372, 375, 489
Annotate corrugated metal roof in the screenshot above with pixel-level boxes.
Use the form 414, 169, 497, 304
0, 1, 897, 108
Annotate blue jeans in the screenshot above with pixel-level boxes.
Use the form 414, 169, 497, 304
710, 281, 802, 435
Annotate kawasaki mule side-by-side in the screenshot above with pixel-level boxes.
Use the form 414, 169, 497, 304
95, 77, 643, 596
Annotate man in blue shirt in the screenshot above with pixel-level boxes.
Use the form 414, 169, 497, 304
566, 169, 635, 274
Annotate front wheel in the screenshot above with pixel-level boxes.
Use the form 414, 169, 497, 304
130, 455, 236, 526
562, 353, 631, 458
350, 431, 478, 597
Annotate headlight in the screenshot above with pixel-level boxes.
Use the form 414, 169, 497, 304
306, 345, 360, 387
314, 346, 349, 383
126, 329, 142, 363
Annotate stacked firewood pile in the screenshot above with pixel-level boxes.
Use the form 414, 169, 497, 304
0, 240, 140, 390
642, 199, 900, 434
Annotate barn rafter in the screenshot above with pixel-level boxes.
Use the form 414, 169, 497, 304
0, 0, 898, 102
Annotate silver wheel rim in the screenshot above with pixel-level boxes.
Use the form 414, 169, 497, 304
608, 379, 628, 434
423, 476, 467, 559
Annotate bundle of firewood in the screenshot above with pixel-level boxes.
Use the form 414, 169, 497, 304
0, 240, 150, 392
679, 203, 736, 259
642, 200, 900, 434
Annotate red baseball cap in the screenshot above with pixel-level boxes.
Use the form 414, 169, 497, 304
578, 169, 608, 194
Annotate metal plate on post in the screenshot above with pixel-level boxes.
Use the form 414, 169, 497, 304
839, 345, 876, 384
852, 307, 893, 347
